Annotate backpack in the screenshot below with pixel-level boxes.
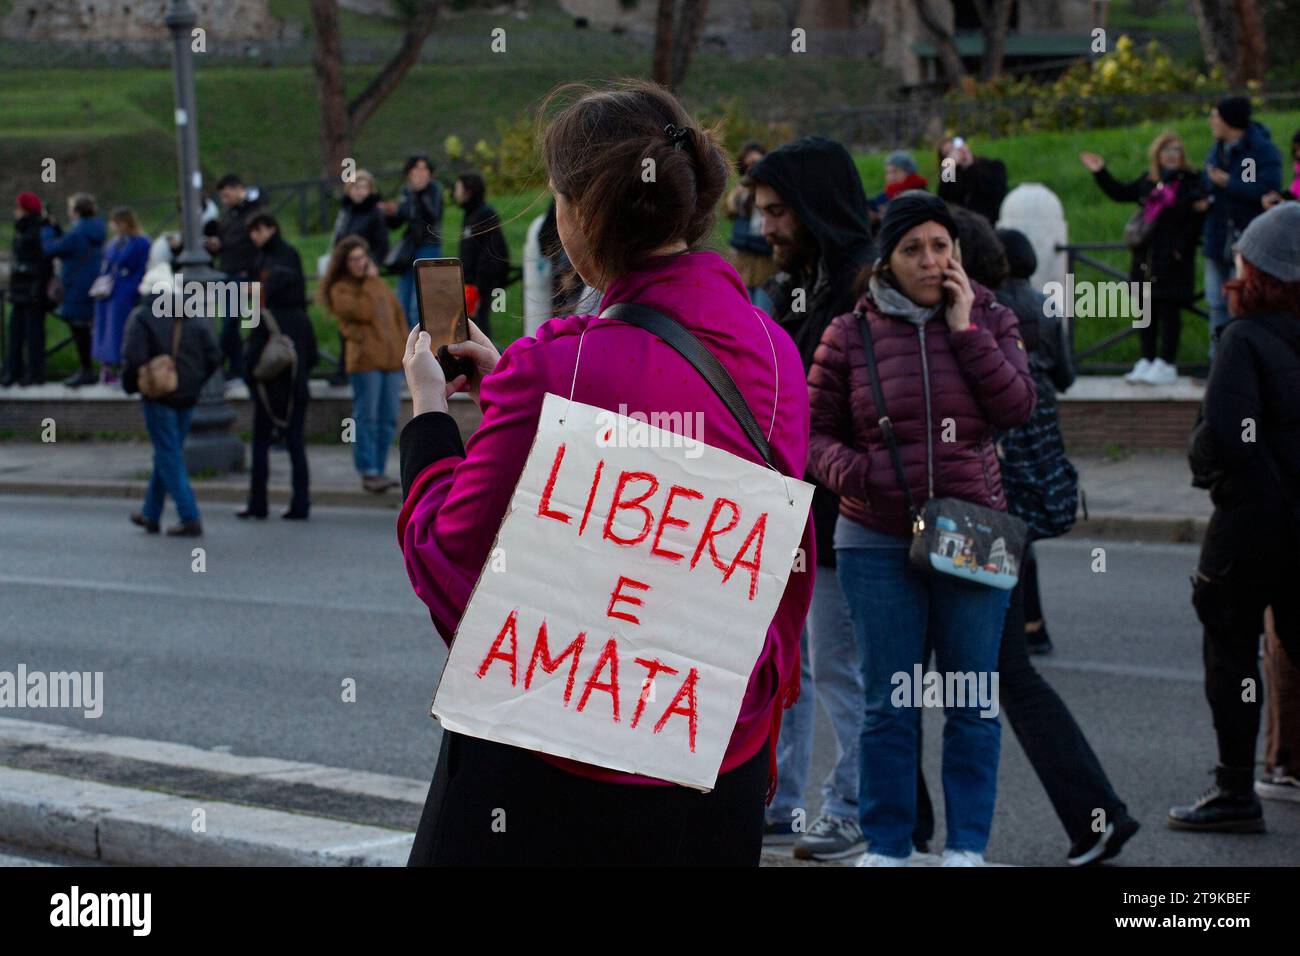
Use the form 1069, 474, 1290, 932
997, 379, 1079, 541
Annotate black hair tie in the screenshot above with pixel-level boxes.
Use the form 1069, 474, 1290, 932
664, 123, 692, 151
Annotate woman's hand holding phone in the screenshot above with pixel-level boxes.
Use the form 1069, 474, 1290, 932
404, 320, 500, 417
442, 319, 500, 408
404, 328, 452, 417
942, 258, 975, 333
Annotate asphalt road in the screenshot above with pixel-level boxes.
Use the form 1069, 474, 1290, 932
1, 493, 1297, 866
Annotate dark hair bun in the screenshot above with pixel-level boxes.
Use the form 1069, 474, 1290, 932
542, 80, 731, 284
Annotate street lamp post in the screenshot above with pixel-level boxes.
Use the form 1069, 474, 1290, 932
165, 0, 244, 474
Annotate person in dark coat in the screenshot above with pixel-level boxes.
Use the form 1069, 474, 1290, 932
1171, 202, 1300, 834
204, 173, 266, 379
808, 192, 1036, 866
996, 227, 1072, 655
331, 169, 389, 263
240, 214, 318, 521
121, 268, 223, 537
950, 214, 1140, 866
746, 137, 877, 860
41, 192, 107, 387
453, 172, 509, 342
3, 192, 52, 387
328, 169, 389, 384
936, 137, 1008, 225
1080, 130, 1209, 384
1201, 97, 1283, 359
383, 153, 444, 328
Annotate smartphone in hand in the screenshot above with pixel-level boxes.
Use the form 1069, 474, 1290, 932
413, 257, 474, 381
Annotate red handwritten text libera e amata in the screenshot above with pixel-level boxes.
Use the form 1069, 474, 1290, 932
535, 442, 769, 601
476, 608, 700, 752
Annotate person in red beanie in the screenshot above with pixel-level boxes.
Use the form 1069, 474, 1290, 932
3, 193, 53, 388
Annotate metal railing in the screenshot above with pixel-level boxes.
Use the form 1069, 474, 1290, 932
1058, 240, 1210, 377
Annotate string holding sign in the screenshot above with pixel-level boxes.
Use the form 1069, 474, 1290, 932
560, 302, 795, 507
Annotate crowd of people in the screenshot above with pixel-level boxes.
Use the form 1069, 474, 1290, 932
4, 158, 512, 532
386, 81, 1300, 866
5, 81, 1298, 866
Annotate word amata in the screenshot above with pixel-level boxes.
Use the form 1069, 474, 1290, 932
477, 608, 701, 751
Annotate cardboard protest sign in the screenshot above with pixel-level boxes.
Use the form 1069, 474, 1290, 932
431, 392, 814, 790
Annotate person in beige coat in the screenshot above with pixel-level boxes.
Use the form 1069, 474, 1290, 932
321, 236, 408, 492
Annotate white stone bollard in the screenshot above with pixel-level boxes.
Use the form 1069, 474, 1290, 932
997, 184, 1068, 293
523, 212, 551, 339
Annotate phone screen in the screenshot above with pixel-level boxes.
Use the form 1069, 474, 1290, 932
414, 258, 468, 351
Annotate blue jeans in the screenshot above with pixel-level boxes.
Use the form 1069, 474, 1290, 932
768, 564, 862, 825
1204, 257, 1235, 361
140, 401, 199, 524
397, 242, 443, 330
838, 545, 1009, 858
350, 370, 402, 477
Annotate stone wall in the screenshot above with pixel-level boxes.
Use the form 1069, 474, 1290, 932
2, 0, 289, 43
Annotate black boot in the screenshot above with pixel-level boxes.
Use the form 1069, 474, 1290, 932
1168, 766, 1264, 833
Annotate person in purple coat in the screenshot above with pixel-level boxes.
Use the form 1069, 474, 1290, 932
808, 191, 1036, 866
92, 207, 151, 384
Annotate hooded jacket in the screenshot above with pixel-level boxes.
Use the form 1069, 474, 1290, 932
748, 136, 875, 568
396, 251, 813, 791
42, 216, 107, 322
1203, 122, 1283, 262
808, 281, 1036, 538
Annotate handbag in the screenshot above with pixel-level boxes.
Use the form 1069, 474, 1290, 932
251, 308, 298, 431
599, 302, 775, 467
138, 318, 182, 399
857, 310, 1027, 590
382, 233, 417, 275
89, 273, 115, 300
1122, 206, 1158, 250
46, 273, 64, 307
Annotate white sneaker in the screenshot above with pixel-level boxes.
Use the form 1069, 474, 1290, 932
855, 851, 910, 867
1142, 357, 1177, 385
941, 849, 986, 867
1124, 358, 1152, 383
1255, 770, 1300, 803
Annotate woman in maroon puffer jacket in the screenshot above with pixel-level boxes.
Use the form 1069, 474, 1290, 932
808, 191, 1035, 866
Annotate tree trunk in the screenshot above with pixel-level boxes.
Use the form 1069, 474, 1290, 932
917, 0, 969, 88
1188, 0, 1236, 74
652, 0, 675, 88
975, 0, 1014, 81
1232, 0, 1267, 83
670, 0, 709, 93
310, 0, 351, 179
309, 0, 443, 179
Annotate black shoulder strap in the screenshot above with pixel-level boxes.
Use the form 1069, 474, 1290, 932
600, 302, 773, 468
857, 310, 919, 523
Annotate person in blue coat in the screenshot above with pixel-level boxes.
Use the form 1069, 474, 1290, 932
1202, 97, 1282, 360
92, 207, 151, 385
41, 192, 107, 387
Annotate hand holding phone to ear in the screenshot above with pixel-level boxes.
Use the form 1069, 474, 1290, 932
942, 257, 974, 333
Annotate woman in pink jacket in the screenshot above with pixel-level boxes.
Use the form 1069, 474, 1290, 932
396, 80, 814, 865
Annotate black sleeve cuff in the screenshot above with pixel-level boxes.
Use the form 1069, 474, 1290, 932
400, 411, 466, 498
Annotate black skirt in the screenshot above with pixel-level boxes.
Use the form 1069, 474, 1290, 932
407, 731, 769, 866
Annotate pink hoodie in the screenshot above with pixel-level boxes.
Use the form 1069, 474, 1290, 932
398, 250, 814, 791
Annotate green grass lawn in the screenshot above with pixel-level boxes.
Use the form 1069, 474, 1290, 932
30, 104, 1300, 379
